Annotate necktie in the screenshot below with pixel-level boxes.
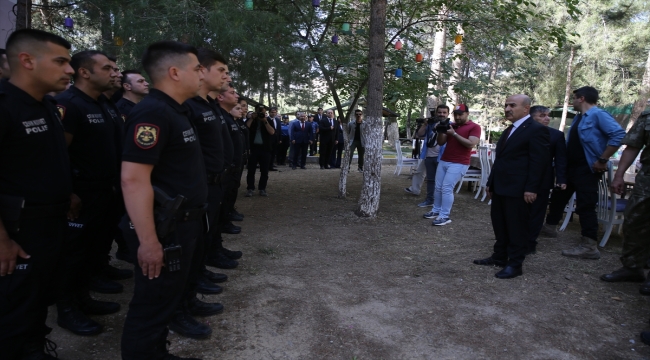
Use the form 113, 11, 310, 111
503, 125, 514, 141
301, 122, 304, 130
330, 119, 333, 127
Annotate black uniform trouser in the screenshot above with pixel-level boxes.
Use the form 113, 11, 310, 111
247, 145, 271, 191
277, 140, 290, 165
0, 214, 66, 360
528, 185, 552, 250
319, 139, 333, 167
545, 163, 600, 240
58, 187, 116, 304
121, 218, 202, 360
329, 141, 344, 167
102, 190, 127, 263
491, 194, 531, 268
310, 134, 318, 155
293, 143, 309, 168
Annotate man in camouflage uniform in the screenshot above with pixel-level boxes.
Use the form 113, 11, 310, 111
600, 111, 650, 297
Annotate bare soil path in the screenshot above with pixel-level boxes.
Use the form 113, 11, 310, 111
49, 164, 650, 359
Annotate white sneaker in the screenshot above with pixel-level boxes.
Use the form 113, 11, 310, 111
432, 218, 451, 226
423, 211, 439, 219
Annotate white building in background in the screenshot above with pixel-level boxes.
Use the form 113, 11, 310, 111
0, 0, 16, 47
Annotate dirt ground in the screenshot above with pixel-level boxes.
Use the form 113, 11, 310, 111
48, 163, 650, 360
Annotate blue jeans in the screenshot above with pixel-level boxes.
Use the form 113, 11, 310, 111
432, 160, 469, 219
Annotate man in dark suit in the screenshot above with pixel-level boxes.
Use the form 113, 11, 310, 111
319, 109, 339, 169
473, 94, 550, 279
290, 112, 313, 169
267, 106, 282, 171
527, 105, 567, 254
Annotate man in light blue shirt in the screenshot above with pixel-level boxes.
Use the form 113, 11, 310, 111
542, 86, 626, 259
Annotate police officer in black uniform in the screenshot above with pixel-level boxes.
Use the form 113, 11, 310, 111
120, 41, 206, 360
55, 50, 123, 336
167, 48, 230, 340
0, 29, 75, 360
116, 70, 149, 118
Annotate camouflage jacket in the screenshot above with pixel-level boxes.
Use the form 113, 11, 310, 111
622, 111, 650, 195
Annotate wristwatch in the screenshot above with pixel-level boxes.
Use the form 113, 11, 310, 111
597, 157, 608, 164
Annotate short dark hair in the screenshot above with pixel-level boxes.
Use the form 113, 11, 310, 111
142, 41, 198, 83
355, 109, 362, 114
107, 55, 117, 62
238, 98, 247, 104
6, 29, 71, 67
269, 106, 277, 111
317, 107, 323, 111
573, 86, 599, 104
121, 70, 142, 87
70, 50, 109, 80
530, 105, 550, 117
436, 105, 450, 113
196, 48, 228, 69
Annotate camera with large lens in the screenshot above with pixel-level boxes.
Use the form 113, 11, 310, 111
435, 117, 452, 132
415, 117, 426, 124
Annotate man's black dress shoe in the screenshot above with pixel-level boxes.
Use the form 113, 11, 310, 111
57, 305, 103, 336
472, 257, 506, 267
89, 276, 123, 294
301, 166, 306, 169
197, 276, 223, 295
641, 331, 650, 346
222, 247, 242, 260
188, 297, 224, 317
169, 309, 212, 339
206, 253, 239, 269
221, 222, 241, 234
228, 212, 244, 222
600, 267, 645, 282
77, 294, 120, 315
495, 266, 523, 279
325, 166, 330, 169
102, 263, 133, 280
232, 209, 244, 218
203, 269, 228, 283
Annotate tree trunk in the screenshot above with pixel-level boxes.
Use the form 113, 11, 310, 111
559, 46, 575, 133
424, 13, 447, 115
16, 0, 32, 30
273, 70, 279, 107
406, 107, 413, 139
627, 49, 650, 131
447, 23, 464, 105
338, 122, 351, 198
356, 0, 386, 218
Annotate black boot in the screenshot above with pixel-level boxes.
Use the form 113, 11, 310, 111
102, 263, 133, 280
202, 269, 227, 283
188, 297, 224, 317
169, 307, 212, 339
57, 302, 103, 336
206, 252, 238, 269
88, 275, 123, 294
77, 292, 120, 315
220, 222, 241, 234
21, 326, 59, 360
221, 247, 242, 260
228, 212, 244, 222
196, 275, 223, 295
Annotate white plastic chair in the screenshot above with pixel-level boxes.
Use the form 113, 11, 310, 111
455, 154, 481, 193
474, 146, 491, 201
558, 192, 576, 231
394, 140, 419, 175
597, 162, 626, 247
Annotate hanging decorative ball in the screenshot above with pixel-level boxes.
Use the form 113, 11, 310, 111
395, 40, 403, 50
64, 17, 74, 29
114, 36, 124, 46
312, 0, 320, 7
331, 35, 339, 44
245, 0, 253, 10
415, 52, 423, 62
341, 23, 350, 32
395, 68, 403, 78
454, 34, 463, 44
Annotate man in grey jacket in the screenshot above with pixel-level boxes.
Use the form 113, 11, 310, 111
348, 109, 365, 172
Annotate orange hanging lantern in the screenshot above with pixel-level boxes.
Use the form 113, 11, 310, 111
395, 40, 403, 50
454, 34, 463, 44
114, 36, 124, 46
415, 52, 423, 62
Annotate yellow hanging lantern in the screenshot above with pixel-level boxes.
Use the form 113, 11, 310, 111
114, 36, 124, 46
454, 34, 463, 44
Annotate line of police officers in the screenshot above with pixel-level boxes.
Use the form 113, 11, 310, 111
0, 29, 258, 360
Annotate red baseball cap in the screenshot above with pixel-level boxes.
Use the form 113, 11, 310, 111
453, 104, 469, 113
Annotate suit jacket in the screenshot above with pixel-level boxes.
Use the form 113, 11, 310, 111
487, 117, 550, 197
290, 121, 313, 144
313, 113, 326, 124
268, 116, 282, 145
544, 127, 567, 189
319, 117, 339, 143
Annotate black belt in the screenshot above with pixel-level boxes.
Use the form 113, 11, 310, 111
175, 204, 208, 222
21, 201, 70, 219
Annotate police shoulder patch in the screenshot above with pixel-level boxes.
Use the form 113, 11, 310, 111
134, 123, 159, 149
56, 105, 66, 120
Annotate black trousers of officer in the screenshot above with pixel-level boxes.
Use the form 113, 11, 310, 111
121, 218, 202, 360
247, 145, 271, 191
0, 213, 67, 360
527, 185, 552, 251
491, 194, 531, 268
198, 181, 224, 280
57, 186, 116, 305
545, 163, 600, 240
310, 134, 318, 155
319, 139, 333, 167
99, 189, 128, 264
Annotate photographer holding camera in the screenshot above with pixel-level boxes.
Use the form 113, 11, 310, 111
245, 105, 276, 197
405, 105, 449, 208
427, 104, 481, 226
